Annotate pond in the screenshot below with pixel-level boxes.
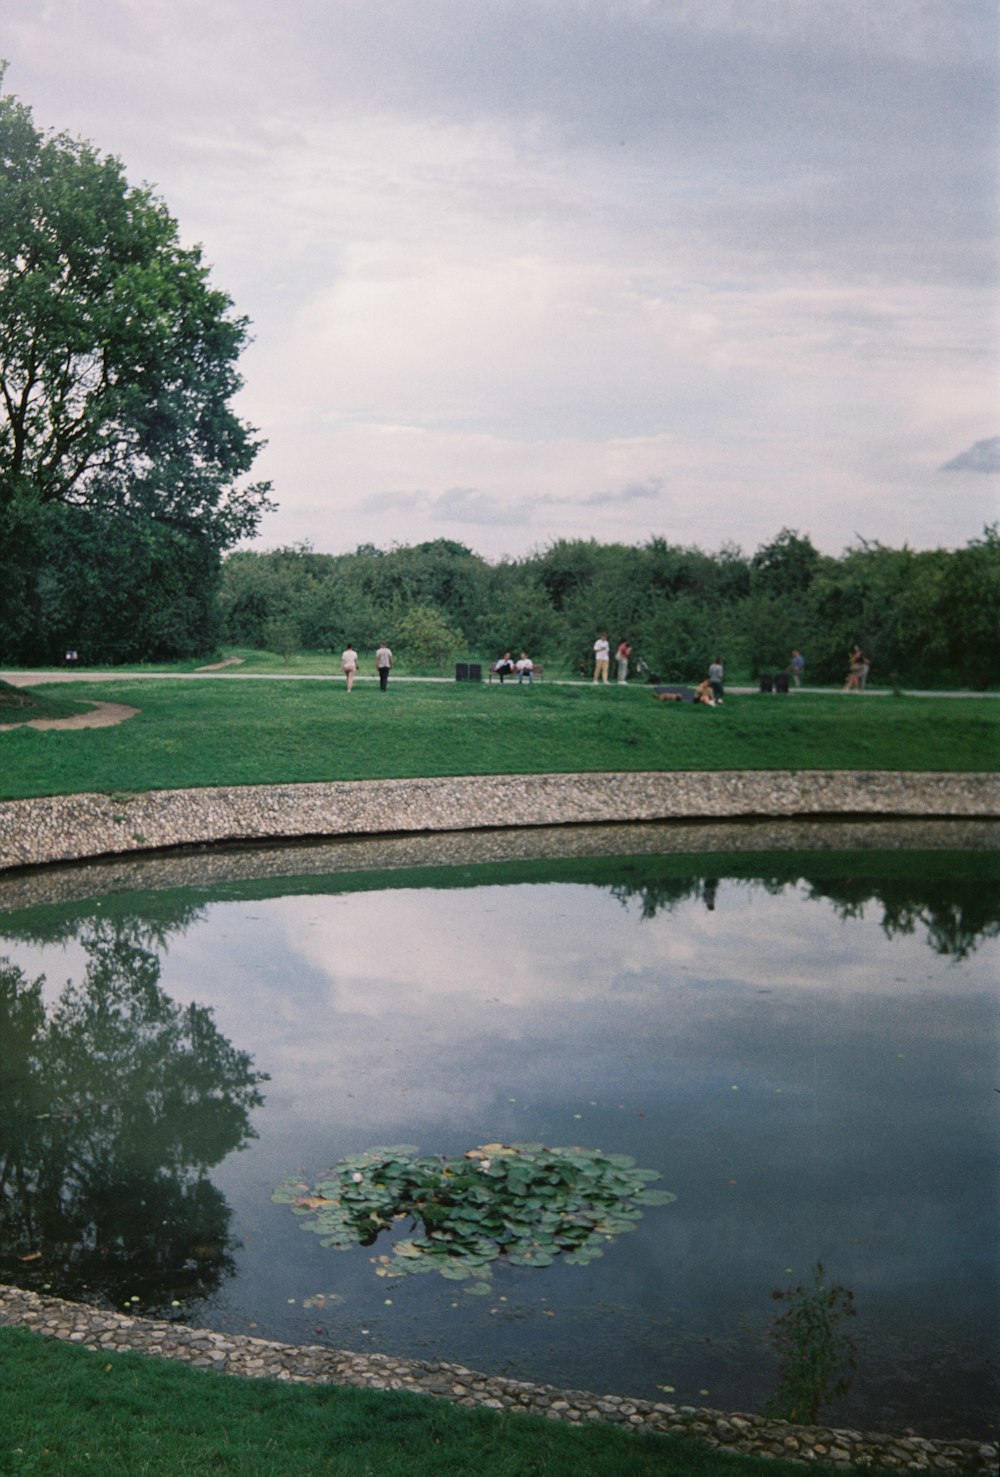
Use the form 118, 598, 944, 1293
1, 820, 997, 1441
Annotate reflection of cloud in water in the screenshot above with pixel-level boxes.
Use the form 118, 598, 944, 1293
4, 869, 995, 1436
150, 878, 996, 1147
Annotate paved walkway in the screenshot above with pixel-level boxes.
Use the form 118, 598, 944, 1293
3, 669, 997, 698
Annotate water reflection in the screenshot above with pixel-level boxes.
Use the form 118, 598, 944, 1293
608, 866, 1000, 958
0, 837, 996, 1440
0, 918, 266, 1313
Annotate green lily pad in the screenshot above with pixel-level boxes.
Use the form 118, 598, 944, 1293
273, 1142, 674, 1285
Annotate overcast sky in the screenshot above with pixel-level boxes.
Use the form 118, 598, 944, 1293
5, 0, 998, 561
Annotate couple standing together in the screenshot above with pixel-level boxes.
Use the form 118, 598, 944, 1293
593, 634, 630, 684
340, 642, 393, 691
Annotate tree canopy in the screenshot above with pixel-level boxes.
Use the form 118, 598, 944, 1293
0, 71, 272, 661
218, 525, 1000, 689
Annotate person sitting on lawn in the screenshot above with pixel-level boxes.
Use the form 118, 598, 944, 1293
694, 678, 717, 705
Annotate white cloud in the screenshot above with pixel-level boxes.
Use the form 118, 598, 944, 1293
4, 0, 996, 559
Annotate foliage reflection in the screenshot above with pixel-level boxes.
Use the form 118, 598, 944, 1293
0, 919, 266, 1314
609, 871, 999, 958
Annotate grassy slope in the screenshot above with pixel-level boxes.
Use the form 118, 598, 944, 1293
0, 680, 996, 800
0, 1327, 863, 1477
0, 680, 92, 725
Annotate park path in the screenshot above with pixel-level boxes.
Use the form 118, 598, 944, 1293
3, 669, 995, 700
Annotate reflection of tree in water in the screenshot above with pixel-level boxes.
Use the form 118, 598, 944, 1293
804, 877, 1000, 961
609, 877, 705, 919
0, 919, 266, 1315
609, 872, 998, 959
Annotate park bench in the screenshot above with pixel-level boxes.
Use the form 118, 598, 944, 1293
488, 662, 544, 683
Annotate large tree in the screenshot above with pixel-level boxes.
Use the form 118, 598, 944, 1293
0, 72, 272, 660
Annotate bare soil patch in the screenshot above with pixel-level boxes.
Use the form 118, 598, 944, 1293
0, 701, 139, 733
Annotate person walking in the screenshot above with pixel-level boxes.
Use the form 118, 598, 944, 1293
615, 638, 632, 684
707, 656, 724, 703
593, 633, 610, 684
789, 649, 804, 688
375, 640, 393, 691
341, 642, 359, 692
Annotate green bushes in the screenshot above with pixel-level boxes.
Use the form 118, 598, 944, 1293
215, 528, 1000, 689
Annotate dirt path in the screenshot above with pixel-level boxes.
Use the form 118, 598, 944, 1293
0, 700, 140, 733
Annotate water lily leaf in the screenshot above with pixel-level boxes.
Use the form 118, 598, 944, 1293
276, 1141, 673, 1284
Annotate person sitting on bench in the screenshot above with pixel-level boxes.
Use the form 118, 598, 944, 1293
494, 651, 516, 681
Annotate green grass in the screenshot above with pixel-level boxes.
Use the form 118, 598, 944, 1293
0, 1327, 867, 1477
0, 681, 93, 725
0, 679, 995, 800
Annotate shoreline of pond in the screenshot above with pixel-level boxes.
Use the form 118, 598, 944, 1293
1, 769, 997, 873
2, 776, 997, 1469
0, 1287, 994, 1473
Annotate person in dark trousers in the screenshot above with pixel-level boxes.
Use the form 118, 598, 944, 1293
375, 641, 393, 691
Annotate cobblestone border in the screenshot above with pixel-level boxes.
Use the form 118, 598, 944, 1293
1, 769, 997, 871
0, 1288, 994, 1472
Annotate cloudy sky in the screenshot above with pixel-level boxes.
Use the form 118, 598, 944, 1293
5, 0, 998, 560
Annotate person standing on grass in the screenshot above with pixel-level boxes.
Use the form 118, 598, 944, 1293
844, 645, 868, 691
375, 640, 393, 691
341, 642, 358, 692
708, 656, 724, 703
789, 649, 804, 688
615, 638, 631, 684
593, 633, 610, 683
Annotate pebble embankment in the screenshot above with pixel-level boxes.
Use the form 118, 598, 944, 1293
1, 769, 997, 871
0, 1288, 995, 1472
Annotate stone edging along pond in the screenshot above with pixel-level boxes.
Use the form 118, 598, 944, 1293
0, 1287, 995, 1473
0, 768, 997, 871
1, 771, 997, 1472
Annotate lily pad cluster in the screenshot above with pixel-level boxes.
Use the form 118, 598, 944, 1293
272, 1142, 675, 1284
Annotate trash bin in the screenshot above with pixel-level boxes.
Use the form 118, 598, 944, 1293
468, 663, 482, 682
455, 662, 469, 681
759, 673, 774, 693
774, 672, 789, 693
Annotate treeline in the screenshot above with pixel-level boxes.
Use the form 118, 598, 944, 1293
218, 528, 1000, 688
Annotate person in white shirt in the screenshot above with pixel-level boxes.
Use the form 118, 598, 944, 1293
593, 633, 610, 683
341, 643, 358, 692
516, 652, 534, 684
375, 642, 393, 691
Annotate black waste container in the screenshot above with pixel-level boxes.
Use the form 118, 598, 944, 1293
468, 663, 482, 682
759, 673, 774, 693
455, 662, 469, 681
774, 672, 789, 693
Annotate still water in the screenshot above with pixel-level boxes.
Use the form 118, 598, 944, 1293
1, 828, 997, 1439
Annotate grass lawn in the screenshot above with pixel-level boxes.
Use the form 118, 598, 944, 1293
0, 678, 996, 801
0, 680, 94, 726
0, 1327, 868, 1477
